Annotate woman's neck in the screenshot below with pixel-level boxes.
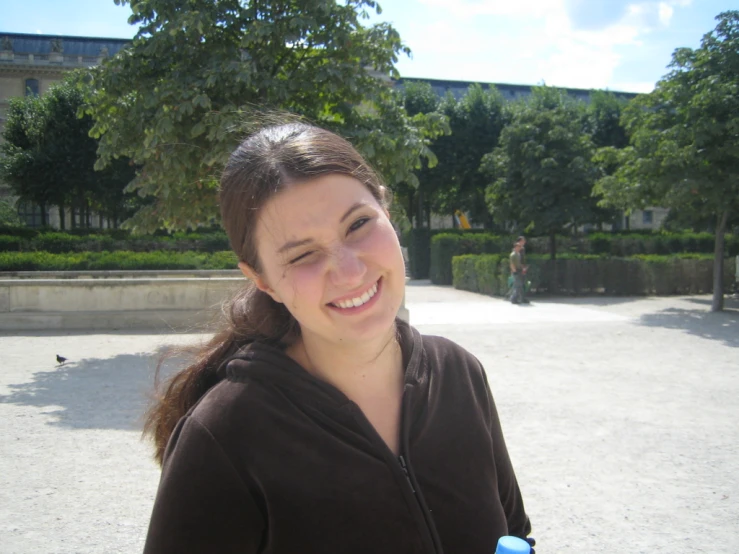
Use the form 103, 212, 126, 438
288, 326, 404, 401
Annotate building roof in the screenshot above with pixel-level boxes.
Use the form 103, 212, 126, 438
0, 32, 639, 100
1, 32, 129, 57
397, 76, 639, 102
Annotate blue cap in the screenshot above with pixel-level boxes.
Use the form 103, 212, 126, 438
496, 535, 530, 554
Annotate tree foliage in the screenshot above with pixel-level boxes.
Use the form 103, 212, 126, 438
586, 90, 629, 149
431, 84, 508, 226
0, 74, 136, 229
0, 198, 23, 226
594, 11, 739, 310
87, 0, 444, 232
483, 87, 603, 258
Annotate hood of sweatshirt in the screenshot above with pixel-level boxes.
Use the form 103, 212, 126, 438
216, 319, 428, 416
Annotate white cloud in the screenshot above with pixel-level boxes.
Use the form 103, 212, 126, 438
405, 0, 692, 90
658, 2, 674, 25
417, 0, 562, 18
608, 80, 655, 93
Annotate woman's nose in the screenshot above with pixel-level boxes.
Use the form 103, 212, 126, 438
329, 245, 367, 286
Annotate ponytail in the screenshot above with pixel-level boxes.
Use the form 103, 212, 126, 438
143, 282, 299, 465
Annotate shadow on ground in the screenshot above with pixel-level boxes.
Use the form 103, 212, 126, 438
529, 295, 644, 307
0, 346, 189, 431
639, 307, 739, 348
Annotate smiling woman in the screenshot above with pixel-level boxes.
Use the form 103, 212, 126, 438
142, 121, 534, 554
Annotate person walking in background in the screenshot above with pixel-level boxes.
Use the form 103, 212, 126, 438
509, 236, 529, 304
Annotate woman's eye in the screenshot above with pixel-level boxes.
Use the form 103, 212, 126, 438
289, 251, 314, 264
349, 217, 370, 233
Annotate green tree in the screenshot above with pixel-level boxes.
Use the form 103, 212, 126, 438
587, 90, 629, 149
402, 80, 440, 117
587, 90, 631, 229
0, 75, 136, 230
483, 87, 603, 258
395, 81, 445, 229
1, 93, 57, 226
87, 0, 443, 232
431, 84, 508, 227
0, 198, 23, 226
594, 11, 739, 311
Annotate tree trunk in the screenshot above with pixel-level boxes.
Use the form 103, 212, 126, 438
549, 231, 557, 260
549, 231, 558, 294
711, 210, 729, 312
58, 204, 66, 230
407, 190, 415, 228
40, 202, 47, 227
416, 189, 424, 228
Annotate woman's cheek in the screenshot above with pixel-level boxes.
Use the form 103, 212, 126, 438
286, 260, 327, 296
363, 221, 400, 255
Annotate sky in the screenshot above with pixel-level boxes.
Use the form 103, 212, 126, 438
1, 0, 735, 93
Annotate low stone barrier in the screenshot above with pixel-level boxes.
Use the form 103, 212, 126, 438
0, 271, 409, 331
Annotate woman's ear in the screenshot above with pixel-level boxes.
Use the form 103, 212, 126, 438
238, 262, 282, 304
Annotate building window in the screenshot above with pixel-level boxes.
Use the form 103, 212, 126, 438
642, 210, 653, 225
25, 78, 39, 96
17, 201, 47, 227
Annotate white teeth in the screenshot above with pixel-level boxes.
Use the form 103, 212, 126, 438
334, 281, 378, 310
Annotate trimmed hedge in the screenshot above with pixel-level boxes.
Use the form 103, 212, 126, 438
0, 250, 239, 271
452, 253, 736, 296
406, 227, 498, 279
586, 232, 739, 257
430, 234, 513, 285
452, 254, 508, 296
428, 231, 739, 286
0, 230, 231, 254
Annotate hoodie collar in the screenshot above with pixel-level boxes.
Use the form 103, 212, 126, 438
219, 319, 426, 406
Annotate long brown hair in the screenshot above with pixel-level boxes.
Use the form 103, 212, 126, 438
143, 122, 389, 465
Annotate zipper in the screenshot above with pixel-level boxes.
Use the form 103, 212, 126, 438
347, 395, 444, 553
398, 449, 444, 554
398, 455, 416, 493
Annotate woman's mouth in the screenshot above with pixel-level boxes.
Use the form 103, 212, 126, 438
328, 279, 381, 312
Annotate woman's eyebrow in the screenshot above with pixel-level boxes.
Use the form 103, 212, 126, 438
277, 238, 312, 255
278, 202, 368, 254
340, 202, 366, 223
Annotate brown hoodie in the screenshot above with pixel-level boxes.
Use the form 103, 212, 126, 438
143, 321, 532, 553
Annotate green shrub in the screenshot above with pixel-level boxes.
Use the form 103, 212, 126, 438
430, 233, 508, 285
451, 255, 479, 292
474, 255, 503, 296
450, 253, 734, 296
0, 225, 41, 239
0, 229, 232, 254
0, 251, 240, 271
34, 232, 86, 253
408, 228, 432, 279
0, 235, 22, 252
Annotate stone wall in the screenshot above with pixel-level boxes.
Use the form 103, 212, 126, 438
0, 271, 410, 331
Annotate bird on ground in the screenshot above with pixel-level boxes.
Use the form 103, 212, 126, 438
56, 354, 68, 365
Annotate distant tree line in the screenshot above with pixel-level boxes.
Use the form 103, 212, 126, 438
0, 3, 735, 309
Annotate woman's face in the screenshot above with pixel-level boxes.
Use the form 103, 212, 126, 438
242, 174, 406, 346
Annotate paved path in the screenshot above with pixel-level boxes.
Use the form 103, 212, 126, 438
1, 283, 738, 553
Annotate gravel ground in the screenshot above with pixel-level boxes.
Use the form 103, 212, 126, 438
1, 282, 737, 553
